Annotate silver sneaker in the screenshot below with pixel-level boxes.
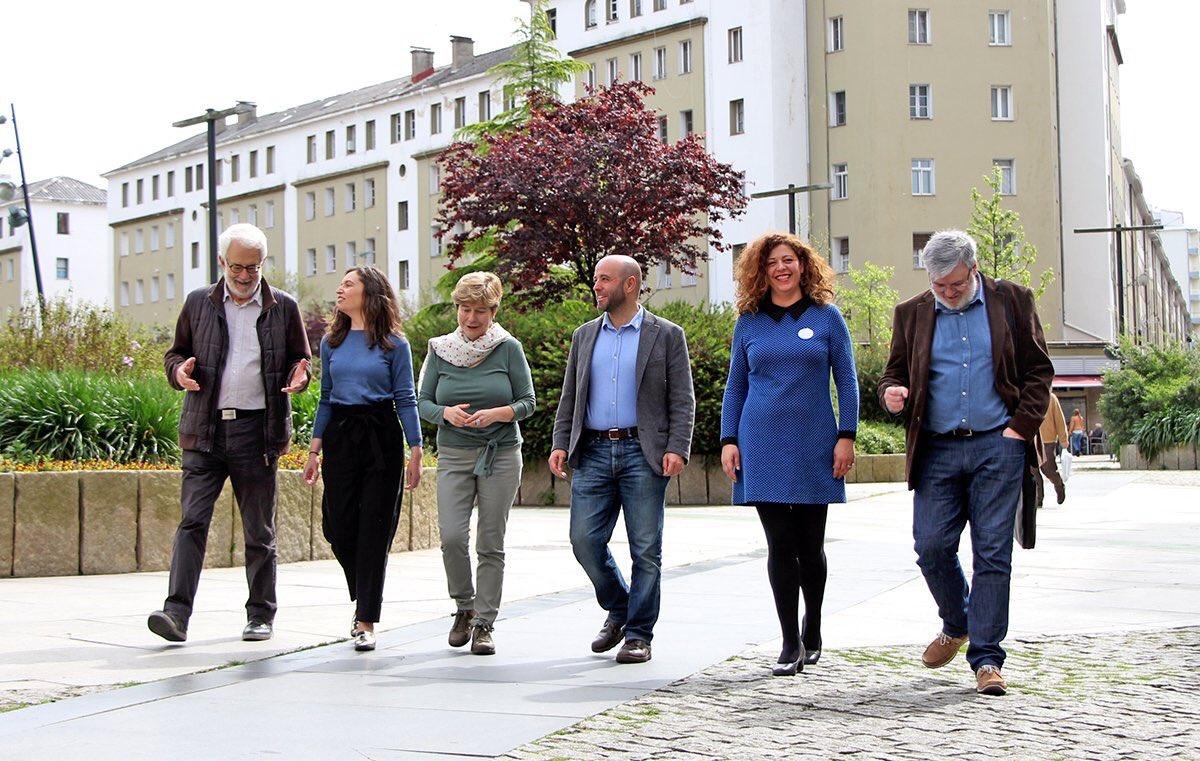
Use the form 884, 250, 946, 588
241, 620, 273, 641
353, 629, 376, 652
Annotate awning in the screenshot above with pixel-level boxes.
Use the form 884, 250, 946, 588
1053, 375, 1103, 389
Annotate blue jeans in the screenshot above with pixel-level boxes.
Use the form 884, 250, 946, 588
913, 429, 1024, 670
1070, 430, 1085, 456
569, 438, 670, 642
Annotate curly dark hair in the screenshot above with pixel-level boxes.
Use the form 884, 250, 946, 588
733, 232, 837, 315
326, 266, 404, 350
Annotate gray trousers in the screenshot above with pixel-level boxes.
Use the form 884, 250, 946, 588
437, 444, 522, 625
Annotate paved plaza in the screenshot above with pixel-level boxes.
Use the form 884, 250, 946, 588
0, 467, 1197, 759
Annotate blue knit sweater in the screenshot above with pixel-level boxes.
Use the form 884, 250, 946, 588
720, 301, 858, 505
312, 331, 422, 447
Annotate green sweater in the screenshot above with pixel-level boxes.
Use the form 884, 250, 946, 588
417, 338, 536, 462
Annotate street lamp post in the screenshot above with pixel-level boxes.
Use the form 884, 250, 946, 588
0, 106, 45, 309
172, 102, 256, 284
1074, 222, 1163, 340
750, 182, 833, 236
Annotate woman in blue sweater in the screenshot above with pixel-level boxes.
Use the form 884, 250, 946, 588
720, 232, 858, 675
304, 266, 423, 652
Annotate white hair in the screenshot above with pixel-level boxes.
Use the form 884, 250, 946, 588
218, 223, 268, 261
922, 230, 977, 279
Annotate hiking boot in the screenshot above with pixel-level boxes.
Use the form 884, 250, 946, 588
922, 632, 968, 668
449, 609, 476, 648
976, 664, 1007, 695
470, 622, 496, 656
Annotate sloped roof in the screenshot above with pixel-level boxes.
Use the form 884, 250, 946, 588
107, 44, 519, 175
1, 176, 106, 205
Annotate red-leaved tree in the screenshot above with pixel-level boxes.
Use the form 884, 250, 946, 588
436, 81, 747, 304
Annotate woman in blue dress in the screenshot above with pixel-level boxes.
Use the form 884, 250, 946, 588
720, 232, 858, 675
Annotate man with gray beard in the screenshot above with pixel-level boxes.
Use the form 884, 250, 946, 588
878, 230, 1052, 696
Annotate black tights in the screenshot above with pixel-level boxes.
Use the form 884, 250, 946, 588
755, 504, 828, 660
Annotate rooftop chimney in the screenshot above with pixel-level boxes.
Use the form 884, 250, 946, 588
411, 47, 435, 78
237, 103, 258, 126
451, 36, 475, 70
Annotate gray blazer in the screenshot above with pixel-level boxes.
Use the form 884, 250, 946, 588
552, 309, 696, 476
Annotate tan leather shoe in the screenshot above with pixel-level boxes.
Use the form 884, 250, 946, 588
976, 665, 1007, 695
449, 609, 476, 648
922, 632, 968, 668
470, 623, 496, 656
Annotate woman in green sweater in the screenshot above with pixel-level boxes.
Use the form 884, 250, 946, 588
418, 272, 535, 655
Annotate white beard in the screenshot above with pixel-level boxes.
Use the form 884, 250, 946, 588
931, 274, 979, 311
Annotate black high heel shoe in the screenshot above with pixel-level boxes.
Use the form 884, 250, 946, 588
772, 643, 806, 676
803, 645, 821, 666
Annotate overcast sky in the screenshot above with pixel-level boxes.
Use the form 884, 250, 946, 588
2, 1, 1196, 226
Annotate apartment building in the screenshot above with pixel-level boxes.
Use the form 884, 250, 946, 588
0, 177, 108, 314
104, 37, 516, 325
1155, 208, 1200, 340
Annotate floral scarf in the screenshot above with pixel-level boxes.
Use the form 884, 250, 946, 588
428, 322, 512, 368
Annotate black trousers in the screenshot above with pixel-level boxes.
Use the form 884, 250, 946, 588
321, 402, 405, 623
166, 415, 278, 624
755, 503, 829, 654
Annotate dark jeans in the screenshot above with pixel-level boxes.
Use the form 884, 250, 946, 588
569, 437, 670, 643
913, 429, 1024, 670
165, 415, 278, 624
321, 402, 405, 624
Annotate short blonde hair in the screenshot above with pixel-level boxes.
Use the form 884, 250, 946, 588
452, 271, 503, 310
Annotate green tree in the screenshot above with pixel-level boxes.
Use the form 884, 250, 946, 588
839, 263, 900, 423
968, 166, 1054, 299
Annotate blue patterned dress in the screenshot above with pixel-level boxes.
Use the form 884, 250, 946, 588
720, 298, 859, 505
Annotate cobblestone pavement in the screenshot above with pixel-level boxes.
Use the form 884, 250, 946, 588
506, 627, 1200, 761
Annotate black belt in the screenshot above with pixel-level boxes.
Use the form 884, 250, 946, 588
926, 424, 1005, 439
586, 426, 639, 441
218, 408, 264, 420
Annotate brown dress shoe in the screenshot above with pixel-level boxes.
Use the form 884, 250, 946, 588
922, 632, 968, 668
615, 639, 652, 664
470, 623, 496, 656
591, 619, 625, 653
1055, 482, 1066, 504
449, 609, 476, 648
976, 665, 1007, 695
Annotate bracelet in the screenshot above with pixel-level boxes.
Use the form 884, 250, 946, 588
308, 450, 320, 456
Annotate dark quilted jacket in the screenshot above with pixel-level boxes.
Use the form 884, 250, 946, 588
164, 278, 312, 456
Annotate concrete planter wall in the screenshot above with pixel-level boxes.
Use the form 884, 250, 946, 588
1119, 444, 1200, 471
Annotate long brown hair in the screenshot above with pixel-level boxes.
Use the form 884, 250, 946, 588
734, 232, 837, 315
326, 266, 404, 350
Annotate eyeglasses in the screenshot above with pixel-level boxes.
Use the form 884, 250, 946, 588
226, 263, 262, 275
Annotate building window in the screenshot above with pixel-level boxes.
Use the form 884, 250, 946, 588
265, 201, 276, 228
657, 116, 669, 142
430, 165, 441, 194
454, 97, 467, 129
305, 191, 316, 221
832, 163, 848, 199
654, 0, 665, 10
191, 242, 200, 269
248, 204, 258, 226
397, 201, 410, 231
151, 225, 160, 250
345, 182, 357, 213
136, 178, 144, 204
431, 225, 443, 257
120, 232, 130, 256
214, 159, 224, 187
680, 40, 693, 74
196, 164, 204, 190
607, 57, 619, 86
56, 258, 69, 279
681, 109, 694, 136
993, 158, 1016, 194
185, 167, 193, 193
728, 27, 744, 63
835, 237, 850, 273
324, 188, 336, 216
346, 125, 357, 154
680, 267, 697, 287
431, 103, 442, 135
991, 85, 1013, 120
151, 276, 160, 302
913, 232, 932, 269
249, 150, 258, 178
305, 248, 317, 276
166, 223, 176, 248
911, 159, 935, 195
606, 0, 618, 22
122, 182, 129, 207
729, 99, 745, 135
135, 279, 145, 305
325, 245, 337, 272
266, 146, 276, 174
630, 0, 642, 16
325, 130, 335, 160
364, 238, 376, 265
547, 7, 557, 37
656, 261, 672, 289
630, 52, 643, 81
908, 9, 931, 44
585, 0, 597, 28
479, 91, 492, 121
167, 171, 175, 197
398, 260, 410, 290
365, 120, 376, 150
151, 174, 160, 200
56, 212, 70, 235
345, 241, 357, 268
166, 273, 176, 300
135, 228, 144, 254
989, 10, 1011, 46
307, 135, 317, 163
120, 281, 130, 306
830, 91, 847, 126
909, 84, 932, 118
829, 16, 844, 52
365, 178, 376, 208
405, 110, 416, 140
230, 154, 240, 182
390, 113, 402, 143
586, 63, 597, 89
653, 47, 667, 79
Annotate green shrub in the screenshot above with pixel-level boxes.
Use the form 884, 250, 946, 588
856, 420, 906, 455
0, 298, 170, 373
290, 378, 321, 449
1099, 339, 1200, 453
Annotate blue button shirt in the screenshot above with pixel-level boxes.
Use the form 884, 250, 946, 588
924, 277, 1009, 434
585, 307, 643, 430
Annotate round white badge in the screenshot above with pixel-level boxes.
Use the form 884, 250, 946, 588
798, 328, 814, 340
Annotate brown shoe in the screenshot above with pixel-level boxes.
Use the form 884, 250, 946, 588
470, 623, 495, 656
591, 619, 625, 653
1055, 482, 1066, 504
615, 639, 652, 664
976, 665, 1007, 695
922, 632, 968, 668
449, 609, 476, 648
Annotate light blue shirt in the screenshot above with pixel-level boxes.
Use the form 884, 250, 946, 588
924, 276, 1009, 434
585, 306, 644, 430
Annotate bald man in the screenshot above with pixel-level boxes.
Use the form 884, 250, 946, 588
550, 255, 696, 664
